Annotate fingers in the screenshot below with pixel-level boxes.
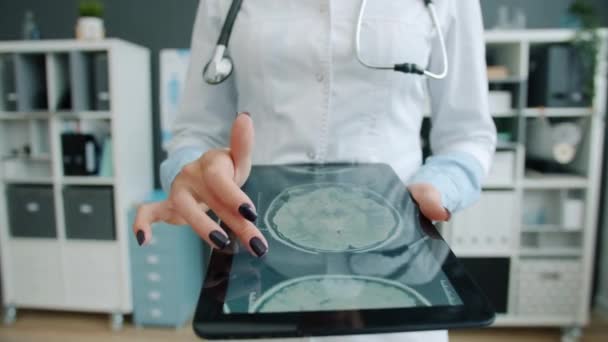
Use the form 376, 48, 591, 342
207, 169, 257, 221
134, 201, 180, 246
229, 112, 254, 184
408, 183, 450, 222
213, 201, 268, 258
203, 168, 267, 257
171, 190, 232, 250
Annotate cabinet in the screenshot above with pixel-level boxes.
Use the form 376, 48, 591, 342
0, 39, 153, 328
128, 191, 206, 328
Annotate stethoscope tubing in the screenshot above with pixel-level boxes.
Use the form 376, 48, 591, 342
204, 0, 449, 84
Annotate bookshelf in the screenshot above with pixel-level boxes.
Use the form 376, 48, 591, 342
445, 29, 607, 342
0, 39, 152, 329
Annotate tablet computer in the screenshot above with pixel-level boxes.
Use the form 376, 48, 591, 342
193, 163, 495, 340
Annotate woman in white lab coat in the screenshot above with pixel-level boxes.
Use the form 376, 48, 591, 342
134, 0, 496, 341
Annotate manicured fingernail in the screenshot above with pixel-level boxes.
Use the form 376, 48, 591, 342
249, 237, 267, 257
238, 203, 257, 222
136, 230, 145, 246
209, 231, 230, 249
239, 112, 250, 117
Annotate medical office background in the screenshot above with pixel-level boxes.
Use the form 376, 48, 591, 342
1, 0, 608, 340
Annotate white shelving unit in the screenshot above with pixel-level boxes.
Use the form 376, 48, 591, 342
0, 39, 152, 328
446, 29, 607, 341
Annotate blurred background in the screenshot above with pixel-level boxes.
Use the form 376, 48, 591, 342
0, 0, 608, 341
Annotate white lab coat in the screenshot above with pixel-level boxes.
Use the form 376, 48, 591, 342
170, 0, 495, 341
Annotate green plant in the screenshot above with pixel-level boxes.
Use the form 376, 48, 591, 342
568, 0, 600, 103
79, 0, 104, 18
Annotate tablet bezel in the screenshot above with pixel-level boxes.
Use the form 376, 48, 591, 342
193, 208, 495, 340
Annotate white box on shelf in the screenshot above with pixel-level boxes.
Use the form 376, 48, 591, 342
562, 198, 584, 230
484, 151, 515, 187
489, 91, 512, 114
449, 191, 516, 256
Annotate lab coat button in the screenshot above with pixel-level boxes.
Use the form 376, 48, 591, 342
307, 151, 316, 160
316, 73, 324, 82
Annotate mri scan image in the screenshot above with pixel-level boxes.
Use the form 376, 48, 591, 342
251, 275, 431, 313
265, 183, 401, 253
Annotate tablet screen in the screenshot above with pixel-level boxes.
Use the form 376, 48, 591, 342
220, 163, 464, 315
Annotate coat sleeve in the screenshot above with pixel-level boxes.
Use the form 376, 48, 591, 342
408, 0, 497, 213
160, 0, 238, 192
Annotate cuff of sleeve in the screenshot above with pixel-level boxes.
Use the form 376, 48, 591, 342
407, 152, 484, 214
160, 147, 205, 193
408, 165, 462, 213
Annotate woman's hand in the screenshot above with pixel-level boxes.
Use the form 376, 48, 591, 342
133, 113, 269, 257
408, 183, 451, 221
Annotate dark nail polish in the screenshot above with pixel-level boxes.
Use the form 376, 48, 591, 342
136, 230, 145, 246
250, 237, 268, 257
209, 231, 230, 249
238, 203, 257, 222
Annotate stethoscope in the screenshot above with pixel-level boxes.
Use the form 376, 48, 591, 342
203, 0, 449, 85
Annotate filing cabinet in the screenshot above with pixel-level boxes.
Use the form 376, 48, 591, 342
6, 185, 56, 238
129, 192, 206, 328
63, 186, 115, 240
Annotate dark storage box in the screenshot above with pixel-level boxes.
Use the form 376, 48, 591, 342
7, 185, 56, 238
64, 186, 115, 240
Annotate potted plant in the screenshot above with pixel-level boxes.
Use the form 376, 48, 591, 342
76, 0, 105, 40
568, 0, 600, 103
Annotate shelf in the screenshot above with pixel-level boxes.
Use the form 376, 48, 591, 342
0, 111, 112, 120
519, 248, 582, 257
488, 77, 525, 84
3, 177, 53, 185
524, 107, 593, 118
493, 314, 586, 327
0, 111, 51, 120
1, 154, 51, 162
523, 174, 588, 189
62, 176, 114, 186
492, 110, 517, 118
484, 29, 593, 44
496, 141, 520, 150
56, 111, 111, 120
482, 182, 516, 189
522, 225, 582, 233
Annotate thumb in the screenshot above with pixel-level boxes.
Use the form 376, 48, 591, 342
230, 112, 254, 183
408, 183, 451, 222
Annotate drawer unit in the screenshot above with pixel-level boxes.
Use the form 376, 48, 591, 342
63, 186, 115, 240
129, 195, 206, 328
6, 185, 56, 238
516, 259, 581, 316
